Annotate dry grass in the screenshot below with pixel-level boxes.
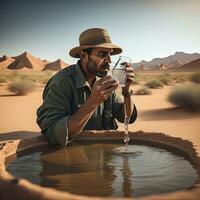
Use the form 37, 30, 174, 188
0, 70, 54, 84
145, 79, 164, 89
136, 71, 192, 83
0, 75, 7, 84
168, 83, 200, 110
8, 77, 36, 95
190, 72, 200, 84
135, 87, 152, 95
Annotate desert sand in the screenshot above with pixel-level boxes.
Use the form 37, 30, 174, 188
0, 81, 200, 154
1, 74, 200, 200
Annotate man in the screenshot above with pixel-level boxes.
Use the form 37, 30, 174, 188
36, 28, 137, 147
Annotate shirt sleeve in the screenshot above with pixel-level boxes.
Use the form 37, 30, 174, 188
112, 91, 137, 124
36, 80, 72, 147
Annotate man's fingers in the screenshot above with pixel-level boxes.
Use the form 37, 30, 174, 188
127, 77, 134, 82
126, 72, 135, 78
100, 79, 119, 90
97, 75, 112, 85
126, 66, 134, 72
100, 84, 118, 94
99, 92, 110, 100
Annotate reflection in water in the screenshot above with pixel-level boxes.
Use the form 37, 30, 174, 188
40, 144, 116, 196
7, 143, 199, 198
122, 155, 133, 197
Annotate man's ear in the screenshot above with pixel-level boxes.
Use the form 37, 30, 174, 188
80, 50, 88, 61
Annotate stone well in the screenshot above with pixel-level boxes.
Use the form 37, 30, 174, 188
0, 130, 200, 200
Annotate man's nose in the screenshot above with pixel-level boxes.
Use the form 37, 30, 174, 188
105, 54, 111, 63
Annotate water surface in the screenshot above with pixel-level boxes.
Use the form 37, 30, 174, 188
7, 143, 199, 197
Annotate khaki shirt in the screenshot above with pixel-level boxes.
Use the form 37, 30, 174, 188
36, 61, 137, 147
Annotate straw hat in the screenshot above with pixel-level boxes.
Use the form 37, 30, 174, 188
69, 28, 122, 58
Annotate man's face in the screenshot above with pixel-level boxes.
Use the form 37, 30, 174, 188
86, 48, 113, 78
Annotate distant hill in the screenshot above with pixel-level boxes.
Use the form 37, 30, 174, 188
7, 52, 45, 70
1, 51, 199, 72
42, 60, 50, 65
175, 58, 200, 72
135, 64, 148, 71
133, 52, 200, 70
0, 52, 69, 71
166, 60, 182, 69
43, 59, 69, 71
0, 55, 9, 62
0, 55, 15, 70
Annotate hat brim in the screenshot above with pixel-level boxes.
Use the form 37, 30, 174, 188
69, 43, 122, 58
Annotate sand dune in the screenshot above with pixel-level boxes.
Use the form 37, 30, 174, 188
0, 55, 9, 62
0, 56, 15, 69
0, 52, 68, 71
42, 59, 50, 65
7, 52, 45, 71
43, 59, 69, 71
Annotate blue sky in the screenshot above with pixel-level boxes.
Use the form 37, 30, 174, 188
0, 0, 200, 64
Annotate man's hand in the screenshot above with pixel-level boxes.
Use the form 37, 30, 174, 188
89, 76, 119, 105
124, 63, 135, 90
68, 75, 118, 138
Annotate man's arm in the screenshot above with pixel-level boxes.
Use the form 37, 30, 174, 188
120, 63, 137, 123
37, 75, 119, 147
36, 81, 72, 147
67, 96, 97, 139
68, 76, 119, 139
112, 91, 137, 124
122, 86, 137, 120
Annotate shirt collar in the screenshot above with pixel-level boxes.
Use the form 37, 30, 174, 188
74, 60, 91, 89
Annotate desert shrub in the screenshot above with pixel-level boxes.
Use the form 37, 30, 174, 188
39, 71, 53, 84
168, 83, 200, 109
8, 77, 35, 95
158, 74, 171, 85
158, 77, 170, 85
163, 73, 170, 77
0, 75, 7, 83
172, 74, 188, 83
28, 73, 44, 82
135, 87, 152, 95
145, 79, 163, 89
190, 72, 200, 84
8, 71, 20, 80
132, 78, 140, 85
16, 73, 31, 80
132, 74, 141, 85
8, 72, 37, 81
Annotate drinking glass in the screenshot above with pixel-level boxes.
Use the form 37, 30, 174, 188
112, 56, 132, 87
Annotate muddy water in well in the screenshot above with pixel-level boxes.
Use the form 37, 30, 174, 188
6, 143, 199, 197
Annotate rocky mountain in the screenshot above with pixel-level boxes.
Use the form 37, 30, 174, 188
136, 64, 148, 71
133, 52, 200, 70
166, 60, 182, 69
175, 58, 200, 72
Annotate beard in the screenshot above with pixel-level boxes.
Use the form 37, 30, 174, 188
87, 58, 110, 78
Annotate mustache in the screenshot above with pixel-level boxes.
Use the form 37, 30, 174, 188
101, 63, 110, 70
